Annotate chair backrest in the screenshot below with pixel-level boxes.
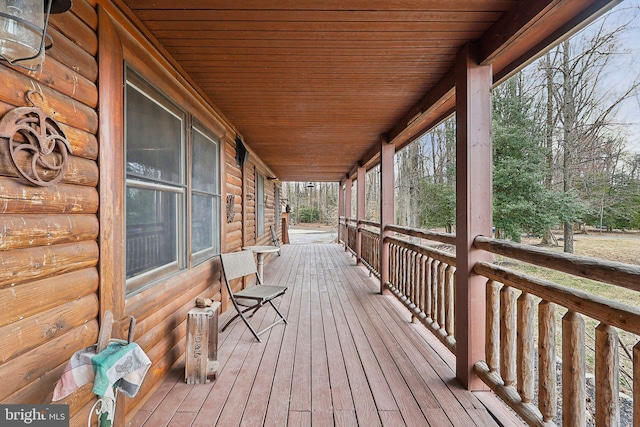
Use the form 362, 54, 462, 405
220, 251, 258, 282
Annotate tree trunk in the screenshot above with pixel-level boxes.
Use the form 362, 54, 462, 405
541, 53, 555, 246
561, 40, 576, 254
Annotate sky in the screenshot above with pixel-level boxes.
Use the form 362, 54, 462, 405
523, 0, 640, 153
588, 0, 640, 152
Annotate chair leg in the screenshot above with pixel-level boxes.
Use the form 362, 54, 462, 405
221, 297, 287, 342
268, 299, 288, 325
221, 301, 262, 324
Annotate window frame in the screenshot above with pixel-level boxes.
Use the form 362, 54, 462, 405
123, 68, 223, 296
190, 122, 221, 265
124, 68, 187, 296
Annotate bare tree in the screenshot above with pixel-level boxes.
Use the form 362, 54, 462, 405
542, 10, 640, 252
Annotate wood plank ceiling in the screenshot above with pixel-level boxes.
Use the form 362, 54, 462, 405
120, 0, 614, 182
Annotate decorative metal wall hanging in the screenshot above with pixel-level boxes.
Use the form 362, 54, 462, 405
226, 194, 235, 223
0, 91, 71, 186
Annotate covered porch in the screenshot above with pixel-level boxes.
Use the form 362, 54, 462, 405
1, 0, 637, 426
130, 243, 519, 427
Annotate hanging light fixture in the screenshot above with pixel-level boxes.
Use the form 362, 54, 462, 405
306, 182, 315, 188
0, 0, 72, 70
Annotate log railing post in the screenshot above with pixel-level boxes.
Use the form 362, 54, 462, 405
595, 323, 619, 426
455, 42, 492, 389
500, 285, 516, 387
562, 310, 586, 427
431, 259, 439, 327
538, 300, 556, 422
634, 341, 640, 425
517, 292, 534, 402
356, 165, 366, 264
485, 280, 500, 373
379, 135, 394, 293
445, 265, 455, 337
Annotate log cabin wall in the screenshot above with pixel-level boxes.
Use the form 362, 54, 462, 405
0, 0, 101, 419
0, 0, 278, 425
245, 161, 280, 248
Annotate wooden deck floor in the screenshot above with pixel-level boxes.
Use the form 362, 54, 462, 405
129, 243, 522, 427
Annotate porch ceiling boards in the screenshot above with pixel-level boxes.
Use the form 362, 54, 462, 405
130, 244, 522, 426
121, 0, 614, 182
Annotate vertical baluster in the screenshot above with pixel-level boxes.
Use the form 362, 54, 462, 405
486, 280, 500, 373
431, 259, 439, 326
402, 248, 408, 298
393, 246, 400, 289
538, 300, 556, 422
500, 285, 516, 386
425, 258, 432, 321
517, 292, 534, 402
408, 251, 416, 316
413, 252, 421, 319
437, 261, 446, 329
411, 251, 418, 310
634, 342, 640, 426
398, 247, 404, 293
392, 245, 397, 287
389, 245, 394, 286
445, 265, 455, 338
595, 323, 619, 426
415, 254, 423, 316
420, 255, 427, 317
562, 310, 586, 427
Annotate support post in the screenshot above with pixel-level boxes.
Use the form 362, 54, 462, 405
344, 177, 353, 252
344, 177, 353, 219
455, 43, 492, 390
379, 135, 395, 294
338, 180, 345, 243
356, 165, 366, 264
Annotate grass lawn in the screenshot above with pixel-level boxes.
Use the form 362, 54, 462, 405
500, 230, 640, 394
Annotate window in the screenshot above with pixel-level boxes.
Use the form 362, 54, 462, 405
124, 68, 221, 295
125, 70, 185, 294
256, 173, 265, 236
191, 125, 220, 263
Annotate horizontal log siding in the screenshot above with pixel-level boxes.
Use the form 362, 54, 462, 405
0, 1, 101, 421
0, 0, 280, 424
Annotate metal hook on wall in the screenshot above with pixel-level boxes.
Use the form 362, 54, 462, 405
25, 88, 45, 107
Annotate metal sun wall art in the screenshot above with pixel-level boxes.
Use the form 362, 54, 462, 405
0, 91, 71, 186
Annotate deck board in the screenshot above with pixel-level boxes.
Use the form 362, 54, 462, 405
130, 243, 523, 427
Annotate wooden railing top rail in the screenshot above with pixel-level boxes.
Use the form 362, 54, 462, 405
357, 219, 380, 228
475, 261, 640, 336
386, 236, 456, 267
360, 228, 380, 237
385, 224, 456, 246
474, 235, 640, 293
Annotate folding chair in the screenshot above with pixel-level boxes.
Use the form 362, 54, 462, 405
220, 250, 288, 342
270, 225, 281, 256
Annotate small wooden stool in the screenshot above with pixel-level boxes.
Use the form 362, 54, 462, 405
185, 303, 221, 384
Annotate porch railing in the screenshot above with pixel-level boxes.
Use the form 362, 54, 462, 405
473, 236, 640, 426
339, 221, 640, 426
358, 220, 380, 277
339, 217, 358, 256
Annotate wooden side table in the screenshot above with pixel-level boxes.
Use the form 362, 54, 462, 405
242, 245, 280, 282
185, 302, 221, 384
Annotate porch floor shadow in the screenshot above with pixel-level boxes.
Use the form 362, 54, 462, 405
129, 243, 523, 427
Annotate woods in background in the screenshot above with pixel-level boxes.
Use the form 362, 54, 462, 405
392, 2, 640, 252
